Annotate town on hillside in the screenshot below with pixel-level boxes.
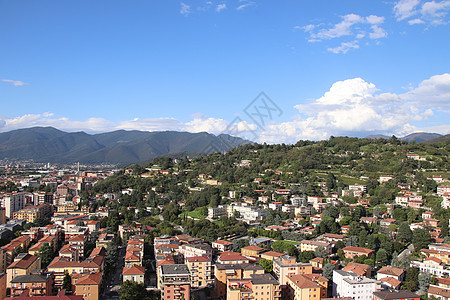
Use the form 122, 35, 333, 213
0, 136, 449, 300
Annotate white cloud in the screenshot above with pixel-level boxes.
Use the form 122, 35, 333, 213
180, 2, 191, 15
327, 41, 359, 54
394, 0, 450, 25
237, 0, 255, 11
394, 0, 421, 20
1, 79, 27, 86
216, 4, 226, 12
301, 13, 387, 53
258, 74, 450, 143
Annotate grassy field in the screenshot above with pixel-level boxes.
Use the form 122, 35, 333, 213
272, 240, 300, 246
181, 207, 207, 219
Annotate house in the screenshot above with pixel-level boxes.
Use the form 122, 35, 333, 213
410, 257, 450, 277
122, 264, 145, 284
260, 251, 284, 262
9, 289, 83, 299
7, 254, 41, 288
380, 277, 402, 290
227, 274, 281, 300
10, 271, 55, 297
73, 272, 102, 300
309, 257, 338, 270
217, 251, 250, 264
241, 246, 265, 258
373, 290, 420, 300
380, 219, 397, 227
428, 284, 450, 300
342, 246, 374, 259
211, 240, 233, 252
342, 262, 371, 277
299, 240, 332, 254
285, 274, 324, 300
377, 266, 405, 281
180, 243, 212, 260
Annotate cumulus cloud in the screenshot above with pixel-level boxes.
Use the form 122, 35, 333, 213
394, 0, 450, 25
394, 0, 421, 20
1, 79, 27, 86
258, 74, 450, 143
301, 13, 387, 53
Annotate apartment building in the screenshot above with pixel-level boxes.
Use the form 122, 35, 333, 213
273, 256, 313, 286
214, 263, 264, 299
227, 274, 281, 300
186, 256, 213, 288
159, 264, 191, 300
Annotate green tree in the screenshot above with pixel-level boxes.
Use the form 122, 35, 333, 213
119, 281, 148, 300
412, 228, 431, 251
418, 272, 431, 292
376, 248, 388, 266
323, 263, 335, 281
62, 273, 72, 292
38, 243, 55, 269
258, 259, 273, 273
397, 222, 413, 243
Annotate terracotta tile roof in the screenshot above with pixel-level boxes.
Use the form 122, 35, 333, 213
241, 246, 264, 252
342, 246, 374, 254
75, 272, 102, 285
219, 251, 248, 261
287, 274, 321, 289
60, 244, 77, 254
378, 266, 405, 277
187, 256, 210, 262
425, 257, 443, 264
213, 240, 233, 245
380, 277, 401, 288
7, 254, 39, 270
48, 256, 102, 269
343, 262, 370, 276
125, 252, 141, 261
260, 251, 284, 258
428, 286, 450, 298
68, 235, 86, 242
122, 264, 145, 275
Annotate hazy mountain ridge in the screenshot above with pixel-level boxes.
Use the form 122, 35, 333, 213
365, 132, 443, 143
0, 127, 250, 164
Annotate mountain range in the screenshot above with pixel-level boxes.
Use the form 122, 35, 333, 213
365, 132, 444, 143
0, 127, 249, 164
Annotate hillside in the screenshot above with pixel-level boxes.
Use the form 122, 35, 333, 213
0, 127, 250, 164
400, 132, 442, 143
421, 134, 450, 145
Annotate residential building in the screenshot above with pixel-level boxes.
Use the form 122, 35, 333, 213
428, 284, 450, 300
285, 274, 323, 300
180, 243, 212, 260
376, 266, 405, 281
2, 193, 26, 218
186, 256, 213, 287
299, 240, 332, 254
227, 274, 281, 300
241, 246, 265, 258
12, 203, 53, 223
73, 272, 102, 300
342, 246, 374, 259
208, 206, 227, 219
273, 256, 313, 286
214, 263, 264, 299
7, 254, 41, 288
10, 271, 55, 297
217, 251, 250, 265
159, 264, 191, 300
122, 264, 145, 284
212, 240, 233, 252
332, 270, 378, 299
373, 290, 420, 300
342, 262, 372, 277
260, 251, 284, 262
9, 289, 83, 299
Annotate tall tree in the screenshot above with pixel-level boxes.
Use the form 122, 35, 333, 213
119, 281, 148, 300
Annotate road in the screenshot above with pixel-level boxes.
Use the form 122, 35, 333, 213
103, 245, 126, 300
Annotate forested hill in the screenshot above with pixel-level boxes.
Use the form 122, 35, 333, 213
0, 127, 249, 164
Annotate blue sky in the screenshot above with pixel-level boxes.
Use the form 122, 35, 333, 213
1, 0, 449, 143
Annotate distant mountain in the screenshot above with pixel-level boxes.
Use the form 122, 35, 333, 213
0, 127, 250, 164
364, 132, 443, 143
421, 134, 450, 145
365, 134, 390, 140
400, 132, 442, 143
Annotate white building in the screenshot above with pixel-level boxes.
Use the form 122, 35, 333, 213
1, 193, 26, 218
333, 270, 378, 299
208, 206, 226, 219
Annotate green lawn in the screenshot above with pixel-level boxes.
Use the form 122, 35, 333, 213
181, 207, 207, 219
